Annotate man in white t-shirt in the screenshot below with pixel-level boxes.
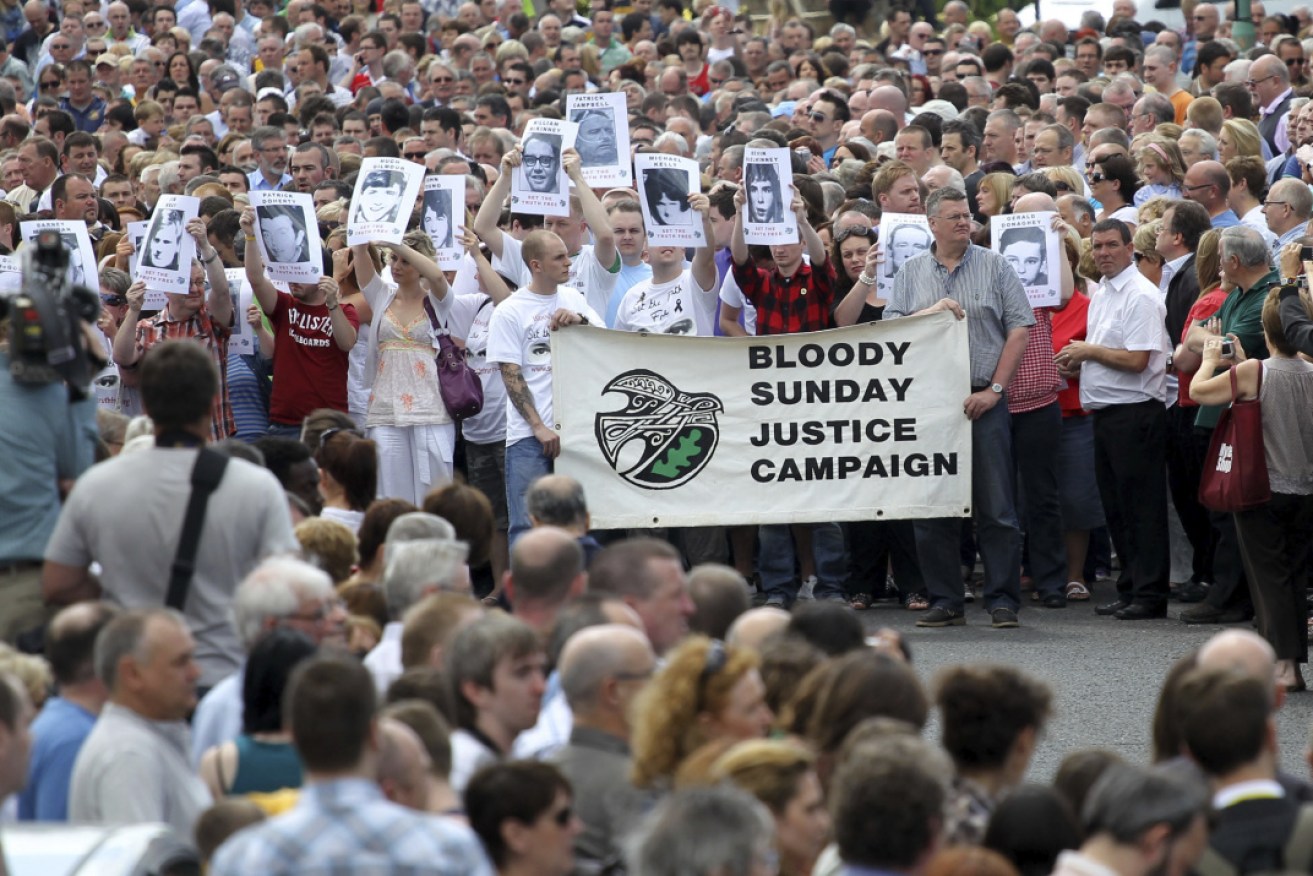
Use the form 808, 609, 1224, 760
614, 192, 717, 335
487, 230, 603, 545
474, 146, 620, 318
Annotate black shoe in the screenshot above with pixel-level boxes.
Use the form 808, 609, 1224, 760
1115, 603, 1167, 620
1095, 599, 1129, 616
1175, 582, 1209, 603
916, 607, 966, 627
991, 607, 1020, 628
1041, 594, 1067, 609
1181, 603, 1250, 625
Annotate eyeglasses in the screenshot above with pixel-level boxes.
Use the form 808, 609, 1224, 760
1288, 57, 1306, 67
40, 79, 60, 88
523, 155, 556, 167
924, 48, 943, 56
1246, 74, 1279, 88
404, 150, 427, 159
100, 293, 126, 306
431, 75, 454, 83
286, 599, 346, 625
503, 76, 525, 85
1263, 200, 1290, 210
1183, 182, 1213, 191
319, 426, 363, 446
809, 111, 831, 123
695, 639, 728, 713
1054, 181, 1072, 192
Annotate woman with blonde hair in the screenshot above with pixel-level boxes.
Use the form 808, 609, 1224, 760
1133, 220, 1165, 286
711, 740, 830, 876
1043, 166, 1083, 198
1134, 138, 1185, 205
351, 228, 461, 504
631, 636, 773, 790
972, 172, 1015, 246
1218, 118, 1263, 162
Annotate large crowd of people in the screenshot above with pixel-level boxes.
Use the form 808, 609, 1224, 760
3, 0, 1313, 870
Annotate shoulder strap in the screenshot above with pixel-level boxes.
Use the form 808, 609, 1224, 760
1283, 804, 1313, 871
477, 296, 492, 314
422, 295, 440, 328
1193, 847, 1239, 876
165, 448, 229, 612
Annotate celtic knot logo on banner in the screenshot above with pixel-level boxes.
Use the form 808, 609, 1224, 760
595, 370, 723, 490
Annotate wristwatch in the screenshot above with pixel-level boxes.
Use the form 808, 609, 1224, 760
990, 383, 1003, 394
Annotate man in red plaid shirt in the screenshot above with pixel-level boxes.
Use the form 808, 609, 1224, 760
728, 180, 846, 607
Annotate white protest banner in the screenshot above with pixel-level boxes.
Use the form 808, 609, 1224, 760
20, 220, 97, 292
137, 194, 200, 295
511, 117, 578, 217
877, 213, 931, 303
422, 174, 465, 269
992, 211, 1062, 308
227, 268, 257, 355
742, 146, 797, 245
251, 190, 322, 284
634, 153, 706, 249
348, 156, 424, 246
566, 91, 631, 188
554, 313, 972, 528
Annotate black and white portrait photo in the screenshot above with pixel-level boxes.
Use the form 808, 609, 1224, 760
571, 108, 618, 168
422, 186, 454, 249
141, 209, 186, 271
521, 133, 563, 194
351, 169, 406, 226
745, 163, 784, 224
643, 168, 693, 227
257, 203, 310, 264
999, 225, 1049, 287
885, 222, 932, 278
60, 232, 88, 288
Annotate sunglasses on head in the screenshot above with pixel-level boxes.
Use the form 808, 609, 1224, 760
834, 225, 876, 244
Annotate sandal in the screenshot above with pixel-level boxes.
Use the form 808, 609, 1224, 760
850, 593, 872, 611
1065, 581, 1091, 602
905, 593, 930, 611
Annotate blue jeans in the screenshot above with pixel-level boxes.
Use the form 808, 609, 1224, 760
266, 422, 302, 439
506, 436, 552, 547
913, 397, 1021, 613
759, 522, 847, 605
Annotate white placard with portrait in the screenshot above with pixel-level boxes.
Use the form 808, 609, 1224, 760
991, 210, 1061, 308
20, 220, 98, 294
347, 156, 425, 246
0, 255, 19, 295
511, 117, 579, 218
125, 221, 165, 310
742, 146, 797, 245
228, 268, 257, 356
634, 153, 705, 249
566, 91, 631, 189
422, 174, 466, 270
251, 190, 323, 284
877, 212, 932, 303
136, 194, 200, 295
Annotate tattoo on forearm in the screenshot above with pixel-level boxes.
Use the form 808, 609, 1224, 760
501, 365, 540, 425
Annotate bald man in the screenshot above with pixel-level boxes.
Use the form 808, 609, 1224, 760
861, 108, 899, 144
504, 526, 586, 639
549, 625, 656, 869
867, 86, 908, 127
377, 717, 432, 812
725, 606, 791, 651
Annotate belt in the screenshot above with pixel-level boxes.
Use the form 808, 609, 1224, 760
0, 560, 40, 575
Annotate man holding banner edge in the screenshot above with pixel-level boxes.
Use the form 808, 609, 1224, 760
885, 187, 1035, 629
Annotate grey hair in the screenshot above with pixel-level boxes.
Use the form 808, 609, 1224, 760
626, 786, 775, 876
1082, 762, 1208, 844
525, 476, 588, 528
156, 159, 182, 195
1089, 126, 1131, 150
250, 125, 286, 153
382, 538, 470, 619
1143, 44, 1177, 68
382, 49, 415, 80
99, 267, 131, 295
1136, 92, 1176, 127
232, 555, 335, 649
93, 608, 188, 692
1219, 225, 1272, 269
293, 22, 324, 48
558, 624, 650, 709
464, 173, 486, 200
386, 511, 456, 545
830, 23, 857, 37
925, 185, 968, 218
1180, 128, 1219, 161
720, 144, 745, 170
924, 166, 966, 194
652, 132, 690, 156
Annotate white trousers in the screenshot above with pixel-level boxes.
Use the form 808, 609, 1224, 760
370, 422, 456, 506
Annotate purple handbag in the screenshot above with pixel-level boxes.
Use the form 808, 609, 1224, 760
423, 297, 484, 422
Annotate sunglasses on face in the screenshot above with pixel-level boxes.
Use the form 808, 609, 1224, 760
1088, 173, 1107, 183
100, 293, 126, 306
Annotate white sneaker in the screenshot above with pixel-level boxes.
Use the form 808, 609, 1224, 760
798, 575, 818, 601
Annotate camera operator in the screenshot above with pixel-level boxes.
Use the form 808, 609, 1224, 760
0, 267, 100, 644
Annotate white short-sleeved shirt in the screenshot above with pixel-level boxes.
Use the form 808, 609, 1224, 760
447, 292, 506, 445
495, 236, 618, 320
614, 267, 717, 335
486, 287, 601, 445
1080, 264, 1170, 410
716, 271, 759, 335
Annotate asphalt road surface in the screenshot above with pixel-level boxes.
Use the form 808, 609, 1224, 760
857, 588, 1313, 783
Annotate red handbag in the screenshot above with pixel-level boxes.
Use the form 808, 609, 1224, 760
1198, 365, 1271, 512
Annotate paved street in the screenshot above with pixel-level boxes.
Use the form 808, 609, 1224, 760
858, 589, 1313, 782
